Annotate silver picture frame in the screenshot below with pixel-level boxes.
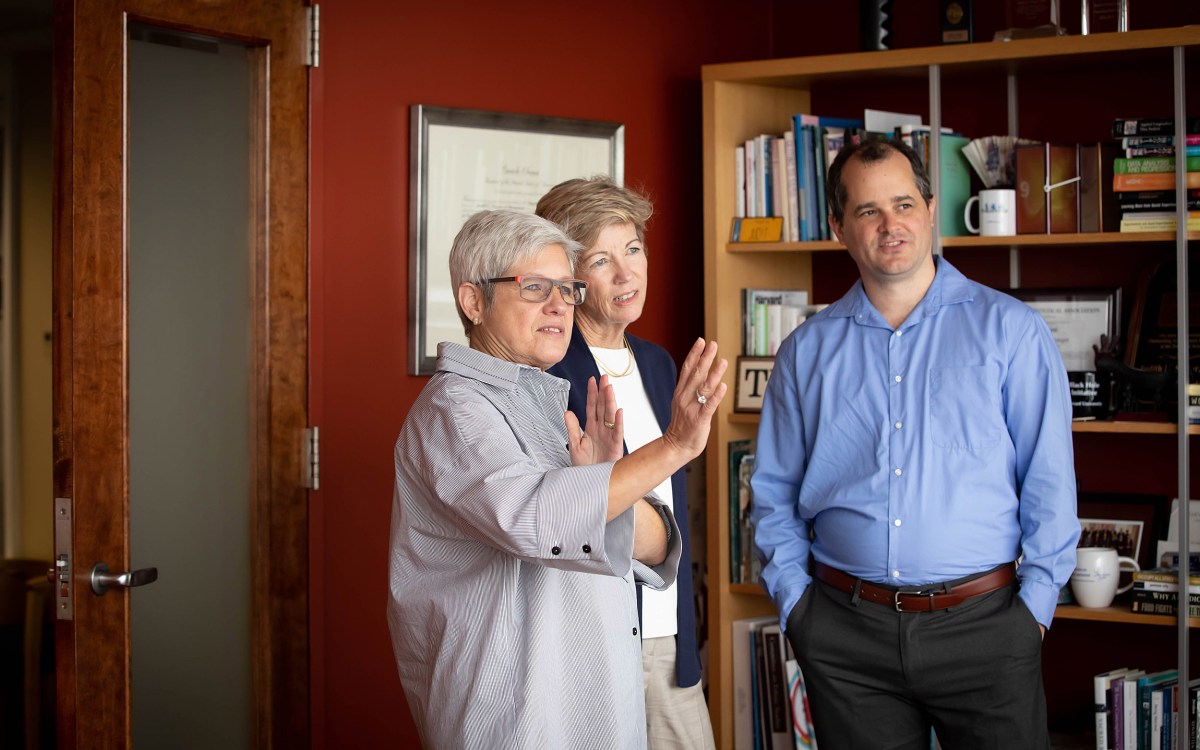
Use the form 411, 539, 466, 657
408, 105, 624, 375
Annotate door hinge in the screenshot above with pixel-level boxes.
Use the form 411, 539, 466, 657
304, 427, 320, 490
307, 4, 320, 68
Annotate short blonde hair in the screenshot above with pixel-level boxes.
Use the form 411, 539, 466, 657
535, 176, 654, 256
448, 210, 581, 336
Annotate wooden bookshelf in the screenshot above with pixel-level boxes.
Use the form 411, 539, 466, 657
1055, 604, 1200, 628
702, 26, 1199, 749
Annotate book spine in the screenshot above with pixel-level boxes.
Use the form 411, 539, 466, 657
1113, 116, 1200, 137
735, 146, 747, 219
1113, 156, 1200, 174
1113, 172, 1200, 191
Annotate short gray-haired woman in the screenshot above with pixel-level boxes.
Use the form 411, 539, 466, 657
539, 176, 717, 749
387, 209, 727, 749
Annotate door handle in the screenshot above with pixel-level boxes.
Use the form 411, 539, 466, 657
90, 562, 159, 596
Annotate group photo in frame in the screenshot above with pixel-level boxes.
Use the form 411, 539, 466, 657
408, 105, 624, 375
1010, 287, 1121, 420
1076, 492, 1170, 570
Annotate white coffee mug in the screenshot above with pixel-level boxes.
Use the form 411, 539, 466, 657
1070, 547, 1140, 608
963, 188, 1017, 236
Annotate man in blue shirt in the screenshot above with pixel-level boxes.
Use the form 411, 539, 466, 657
751, 138, 1080, 750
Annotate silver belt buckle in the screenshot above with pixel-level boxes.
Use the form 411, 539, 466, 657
893, 590, 905, 612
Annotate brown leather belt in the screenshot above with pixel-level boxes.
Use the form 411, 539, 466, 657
813, 562, 1016, 613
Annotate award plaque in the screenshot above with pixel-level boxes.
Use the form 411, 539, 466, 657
1127, 258, 1200, 384
940, 0, 973, 44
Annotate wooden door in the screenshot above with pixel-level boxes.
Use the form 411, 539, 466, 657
52, 1, 310, 746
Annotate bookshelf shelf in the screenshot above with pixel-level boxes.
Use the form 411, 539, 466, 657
1055, 604, 1200, 629
703, 24, 1198, 749
730, 231, 1200, 254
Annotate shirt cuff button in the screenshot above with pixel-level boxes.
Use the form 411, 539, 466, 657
551, 546, 561, 555
582, 544, 592, 553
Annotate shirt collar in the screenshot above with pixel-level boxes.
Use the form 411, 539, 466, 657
825, 256, 975, 325
436, 341, 569, 394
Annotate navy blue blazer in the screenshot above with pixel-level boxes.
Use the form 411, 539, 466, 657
548, 326, 702, 688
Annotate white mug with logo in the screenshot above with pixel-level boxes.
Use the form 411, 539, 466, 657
963, 188, 1017, 236
1070, 547, 1140, 608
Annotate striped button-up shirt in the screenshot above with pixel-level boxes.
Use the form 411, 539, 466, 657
388, 343, 681, 749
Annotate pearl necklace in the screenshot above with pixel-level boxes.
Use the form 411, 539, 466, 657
593, 335, 635, 378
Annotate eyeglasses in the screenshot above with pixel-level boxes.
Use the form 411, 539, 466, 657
481, 275, 588, 306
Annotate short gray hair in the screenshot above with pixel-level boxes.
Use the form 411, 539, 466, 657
448, 210, 582, 335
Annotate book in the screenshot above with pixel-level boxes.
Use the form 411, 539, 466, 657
1118, 213, 1200, 233
762, 624, 794, 750
784, 130, 801, 243
731, 217, 785, 243
1120, 669, 1147, 750
1139, 670, 1181, 750
1131, 588, 1200, 618
1112, 116, 1200, 137
786, 659, 817, 749
1095, 667, 1136, 750
1016, 143, 1047, 233
1079, 143, 1119, 233
745, 138, 759, 217
742, 288, 809, 356
728, 439, 755, 583
1133, 568, 1200, 586
1121, 134, 1200, 148
1116, 189, 1200, 213
1048, 143, 1079, 233
1114, 155, 1200, 174
732, 616, 776, 750
1124, 145, 1200, 158
1113, 171, 1200, 191
735, 146, 747, 219
939, 134, 972, 237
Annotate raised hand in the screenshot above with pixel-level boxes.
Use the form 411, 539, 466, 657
565, 375, 624, 466
661, 339, 728, 460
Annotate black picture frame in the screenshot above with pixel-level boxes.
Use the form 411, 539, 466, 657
1077, 492, 1170, 570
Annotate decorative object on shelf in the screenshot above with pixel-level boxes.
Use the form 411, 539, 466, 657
1011, 288, 1120, 419
995, 0, 1067, 40
963, 135, 1032, 189
940, 0, 973, 44
734, 357, 774, 413
1078, 492, 1170, 570
407, 105, 623, 375
964, 189, 1017, 236
859, 0, 893, 51
1126, 257, 1200, 393
1071, 546, 1140, 608
1081, 0, 1128, 35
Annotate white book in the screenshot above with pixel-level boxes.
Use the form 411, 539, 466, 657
784, 130, 801, 242
1124, 670, 1146, 750
745, 139, 758, 218
732, 616, 776, 750
735, 146, 746, 219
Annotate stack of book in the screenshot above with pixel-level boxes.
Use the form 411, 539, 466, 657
733, 113, 972, 242
727, 440, 758, 586
741, 288, 809, 357
1091, 667, 1192, 750
1112, 116, 1200, 233
1130, 568, 1200, 618
731, 615, 818, 750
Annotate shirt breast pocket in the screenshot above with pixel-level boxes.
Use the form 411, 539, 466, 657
930, 365, 1002, 451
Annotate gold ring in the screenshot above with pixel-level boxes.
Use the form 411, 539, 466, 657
604, 421, 616, 429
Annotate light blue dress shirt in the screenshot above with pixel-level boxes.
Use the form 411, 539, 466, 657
751, 258, 1080, 631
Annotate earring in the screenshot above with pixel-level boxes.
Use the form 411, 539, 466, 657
473, 318, 481, 325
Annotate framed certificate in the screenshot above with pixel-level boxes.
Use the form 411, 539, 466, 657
408, 105, 624, 375
1011, 287, 1120, 419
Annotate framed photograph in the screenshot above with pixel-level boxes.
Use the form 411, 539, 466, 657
1010, 287, 1120, 419
408, 105, 624, 375
1077, 492, 1170, 569
734, 357, 774, 413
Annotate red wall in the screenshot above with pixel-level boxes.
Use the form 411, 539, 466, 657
310, 1, 775, 745
310, 2, 1200, 747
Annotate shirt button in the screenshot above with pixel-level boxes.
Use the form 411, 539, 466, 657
894, 468, 902, 476
894, 519, 902, 526
633, 627, 638, 636
895, 421, 902, 429
895, 329, 904, 337
582, 544, 592, 553
551, 546, 561, 555
892, 570, 900, 578
894, 375, 902, 383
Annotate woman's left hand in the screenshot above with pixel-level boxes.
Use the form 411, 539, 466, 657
565, 375, 624, 465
